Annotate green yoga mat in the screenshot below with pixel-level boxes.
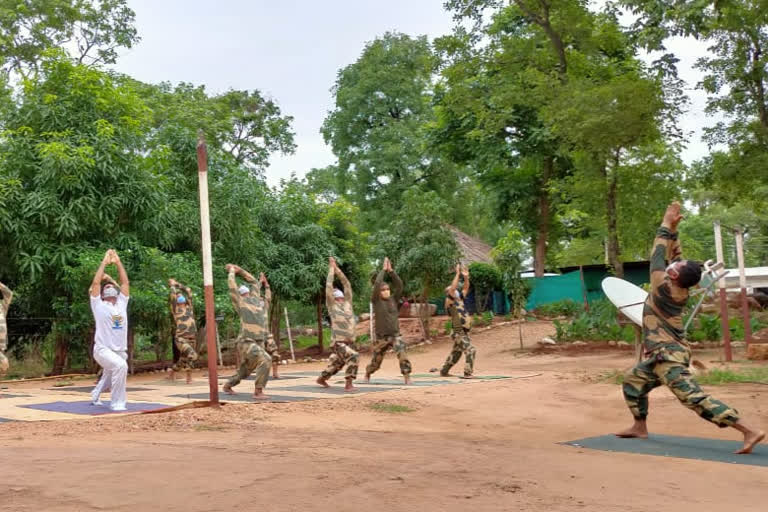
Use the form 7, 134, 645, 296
171, 393, 316, 403
412, 374, 514, 380
562, 434, 768, 467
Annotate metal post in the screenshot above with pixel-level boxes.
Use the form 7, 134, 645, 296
735, 228, 752, 347
714, 221, 732, 362
284, 307, 295, 362
197, 131, 219, 405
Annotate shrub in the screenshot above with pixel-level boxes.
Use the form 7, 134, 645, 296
553, 299, 634, 342
535, 299, 583, 318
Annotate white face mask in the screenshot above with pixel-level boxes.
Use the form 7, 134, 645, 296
239, 285, 250, 296
103, 286, 118, 298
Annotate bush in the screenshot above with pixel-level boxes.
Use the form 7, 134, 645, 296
535, 299, 583, 318
443, 320, 452, 335
482, 311, 494, 324
553, 299, 634, 342
468, 262, 502, 312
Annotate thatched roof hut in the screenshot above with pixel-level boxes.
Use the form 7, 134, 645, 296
449, 226, 493, 266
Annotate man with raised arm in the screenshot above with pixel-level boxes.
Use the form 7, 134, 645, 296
364, 257, 412, 385
222, 264, 271, 399
0, 280, 14, 392
317, 257, 359, 391
617, 202, 764, 454
168, 279, 199, 384
440, 264, 477, 378
89, 249, 131, 411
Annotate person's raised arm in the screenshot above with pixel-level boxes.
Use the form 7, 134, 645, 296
447, 264, 461, 297
183, 284, 195, 316
239, 267, 260, 295
326, 259, 336, 310
650, 202, 683, 289
0, 281, 13, 312
371, 259, 386, 302
112, 250, 130, 297
389, 263, 404, 300
461, 266, 470, 296
90, 250, 112, 298
226, 264, 240, 308
260, 273, 271, 306
337, 265, 353, 304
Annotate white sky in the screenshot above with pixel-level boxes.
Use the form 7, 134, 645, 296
113, 1, 716, 186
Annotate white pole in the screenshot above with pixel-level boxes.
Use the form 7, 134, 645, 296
284, 307, 295, 362
735, 228, 753, 345
714, 221, 732, 362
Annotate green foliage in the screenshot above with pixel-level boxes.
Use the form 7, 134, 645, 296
534, 299, 583, 318
553, 299, 634, 342
443, 320, 452, 335
695, 368, 768, 386
368, 402, 415, 414
468, 262, 501, 312
492, 229, 530, 315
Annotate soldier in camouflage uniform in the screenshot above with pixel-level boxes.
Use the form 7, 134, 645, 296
317, 257, 359, 392
222, 264, 272, 399
364, 257, 412, 385
617, 202, 765, 454
0, 281, 14, 392
440, 264, 476, 378
168, 279, 199, 384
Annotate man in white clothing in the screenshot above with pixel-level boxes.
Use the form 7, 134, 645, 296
89, 249, 131, 411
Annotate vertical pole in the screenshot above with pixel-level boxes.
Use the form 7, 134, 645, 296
197, 131, 219, 406
714, 221, 732, 362
735, 228, 752, 347
369, 302, 374, 341
215, 322, 223, 366
579, 265, 590, 312
284, 307, 295, 362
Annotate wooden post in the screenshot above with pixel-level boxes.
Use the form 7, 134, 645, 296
284, 307, 295, 362
369, 302, 374, 341
735, 228, 753, 347
196, 131, 219, 406
579, 265, 590, 312
714, 221, 732, 362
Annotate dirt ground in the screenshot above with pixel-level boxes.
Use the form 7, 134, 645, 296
1, 320, 767, 512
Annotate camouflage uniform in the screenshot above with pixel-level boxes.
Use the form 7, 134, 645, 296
622, 225, 740, 427
320, 266, 359, 381
366, 270, 412, 377
169, 283, 199, 372
0, 282, 12, 376
224, 270, 271, 390
441, 289, 476, 377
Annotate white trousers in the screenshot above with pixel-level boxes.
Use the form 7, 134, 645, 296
92, 346, 128, 410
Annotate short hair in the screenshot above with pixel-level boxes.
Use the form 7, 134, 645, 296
677, 260, 703, 288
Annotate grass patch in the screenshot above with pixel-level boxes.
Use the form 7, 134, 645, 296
600, 370, 625, 385
293, 328, 332, 349
695, 368, 768, 386
368, 402, 415, 414
52, 380, 74, 387
1, 357, 48, 380
193, 424, 228, 432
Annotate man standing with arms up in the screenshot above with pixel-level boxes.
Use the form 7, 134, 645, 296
364, 257, 412, 385
0, 280, 14, 394
222, 264, 271, 400
168, 279, 199, 384
90, 249, 131, 411
440, 264, 476, 378
317, 257, 359, 391
617, 202, 764, 454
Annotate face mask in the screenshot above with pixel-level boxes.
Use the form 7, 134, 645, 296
333, 289, 344, 300
381, 289, 391, 300
239, 285, 249, 296
103, 286, 118, 298
454, 290, 461, 299
177, 295, 187, 304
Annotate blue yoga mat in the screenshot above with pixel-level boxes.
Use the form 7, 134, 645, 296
270, 384, 402, 395
0, 417, 15, 422
20, 400, 170, 415
562, 434, 768, 467
172, 393, 316, 403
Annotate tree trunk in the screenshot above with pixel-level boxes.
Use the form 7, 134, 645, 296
269, 296, 281, 347
420, 285, 431, 341
534, 157, 553, 276
603, 153, 623, 278
316, 296, 324, 352
51, 328, 68, 375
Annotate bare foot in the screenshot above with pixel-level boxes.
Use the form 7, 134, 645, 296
316, 376, 330, 388
736, 430, 765, 454
615, 423, 649, 439
362, 374, 371, 383
404, 375, 412, 386
222, 385, 236, 395
252, 389, 270, 400
186, 371, 192, 384
344, 380, 357, 393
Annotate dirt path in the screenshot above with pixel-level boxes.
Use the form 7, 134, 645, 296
1, 321, 766, 512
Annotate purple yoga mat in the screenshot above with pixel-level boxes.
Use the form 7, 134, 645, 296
19, 400, 170, 416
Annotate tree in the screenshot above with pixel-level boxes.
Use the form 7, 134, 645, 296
0, 0, 139, 77
492, 228, 530, 347
467, 262, 502, 313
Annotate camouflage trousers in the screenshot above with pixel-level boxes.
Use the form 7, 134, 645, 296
0, 351, 8, 376
172, 336, 198, 372
623, 349, 740, 427
366, 335, 411, 377
321, 342, 359, 380
441, 329, 476, 376
225, 338, 271, 390
258, 334, 279, 364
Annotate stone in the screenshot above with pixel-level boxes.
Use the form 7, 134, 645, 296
539, 336, 557, 345
747, 343, 768, 361
731, 341, 746, 348
608, 340, 617, 347
572, 341, 588, 346
617, 341, 631, 347
359, 313, 371, 321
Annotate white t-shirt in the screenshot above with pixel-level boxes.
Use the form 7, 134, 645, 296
90, 293, 130, 352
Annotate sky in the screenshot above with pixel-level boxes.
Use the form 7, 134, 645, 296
112, 0, 716, 186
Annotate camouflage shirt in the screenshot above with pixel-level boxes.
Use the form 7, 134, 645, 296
643, 225, 688, 358
229, 271, 271, 342
447, 290, 472, 332
169, 283, 197, 339
326, 266, 356, 343
0, 282, 12, 352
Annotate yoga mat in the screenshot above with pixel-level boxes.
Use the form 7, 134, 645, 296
271, 384, 401, 395
49, 386, 155, 393
0, 393, 29, 398
562, 434, 768, 467
171, 393, 316, 403
0, 417, 15, 422
19, 401, 171, 416
339, 379, 456, 387
216, 375, 303, 381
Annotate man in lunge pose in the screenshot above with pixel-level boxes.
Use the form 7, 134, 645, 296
617, 202, 764, 454
90, 249, 131, 411
222, 264, 271, 400
440, 264, 476, 378
0, 280, 14, 395
317, 257, 359, 391
364, 257, 412, 385
168, 279, 199, 384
